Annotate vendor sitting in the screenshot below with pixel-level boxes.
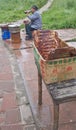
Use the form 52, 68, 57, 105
24, 5, 42, 40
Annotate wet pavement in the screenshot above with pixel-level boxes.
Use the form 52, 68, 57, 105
0, 28, 76, 130
55, 29, 76, 42
0, 30, 36, 130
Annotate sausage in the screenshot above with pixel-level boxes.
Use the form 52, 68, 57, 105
33, 30, 76, 60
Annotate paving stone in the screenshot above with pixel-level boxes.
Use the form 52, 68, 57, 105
0, 60, 8, 66
66, 42, 76, 48
0, 124, 24, 130
0, 65, 12, 73
20, 105, 34, 125
1, 92, 18, 112
59, 122, 76, 130
38, 125, 52, 130
5, 108, 21, 124
0, 117, 5, 124
0, 112, 5, 125
0, 73, 13, 80
55, 29, 76, 41
0, 81, 14, 92
0, 124, 37, 130
17, 95, 28, 105
24, 124, 37, 130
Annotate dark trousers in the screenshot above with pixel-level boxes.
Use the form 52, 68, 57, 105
25, 24, 37, 39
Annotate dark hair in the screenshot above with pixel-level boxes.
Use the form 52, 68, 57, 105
31, 5, 38, 10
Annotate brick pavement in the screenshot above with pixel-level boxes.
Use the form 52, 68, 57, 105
0, 28, 76, 130
0, 30, 36, 130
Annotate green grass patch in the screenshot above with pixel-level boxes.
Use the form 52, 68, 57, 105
66, 38, 76, 42
42, 0, 76, 29
0, 0, 47, 23
0, 0, 76, 29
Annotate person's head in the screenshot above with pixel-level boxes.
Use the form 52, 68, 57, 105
31, 5, 38, 13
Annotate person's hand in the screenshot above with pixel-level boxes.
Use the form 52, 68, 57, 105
23, 17, 31, 24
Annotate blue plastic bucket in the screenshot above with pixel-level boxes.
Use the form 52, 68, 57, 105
1, 25, 11, 40
2, 30, 10, 40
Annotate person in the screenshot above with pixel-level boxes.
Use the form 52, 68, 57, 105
24, 5, 42, 40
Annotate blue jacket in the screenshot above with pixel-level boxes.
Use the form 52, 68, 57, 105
28, 11, 42, 29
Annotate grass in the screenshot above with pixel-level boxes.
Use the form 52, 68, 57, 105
0, 0, 76, 29
0, 0, 47, 23
66, 38, 76, 42
42, 0, 76, 29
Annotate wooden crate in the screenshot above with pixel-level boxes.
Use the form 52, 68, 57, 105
33, 43, 76, 84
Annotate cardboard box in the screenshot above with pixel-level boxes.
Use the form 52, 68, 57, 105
33, 43, 76, 84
